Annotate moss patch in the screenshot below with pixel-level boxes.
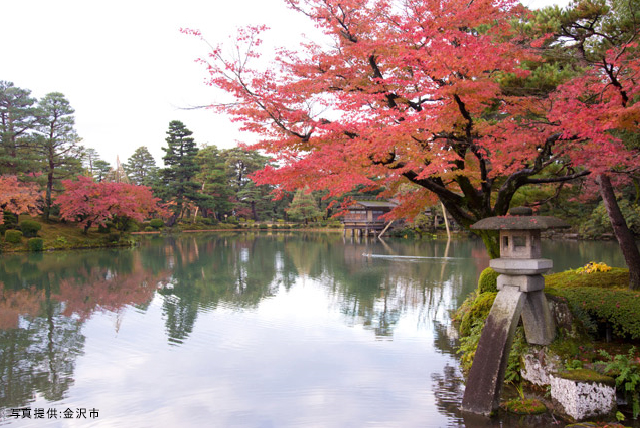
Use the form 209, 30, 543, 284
545, 268, 629, 290
457, 291, 497, 337
501, 398, 547, 415
478, 267, 499, 293
556, 369, 616, 386
545, 268, 640, 341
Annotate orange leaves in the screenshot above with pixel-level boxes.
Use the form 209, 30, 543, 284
0, 175, 42, 224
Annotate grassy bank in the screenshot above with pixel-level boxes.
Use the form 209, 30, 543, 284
1, 216, 135, 252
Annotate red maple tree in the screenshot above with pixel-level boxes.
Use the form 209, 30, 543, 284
57, 176, 164, 233
0, 175, 41, 224
187, 0, 637, 257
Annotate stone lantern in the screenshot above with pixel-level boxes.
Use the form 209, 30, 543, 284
461, 207, 570, 416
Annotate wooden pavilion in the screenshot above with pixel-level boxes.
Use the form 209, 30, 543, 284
342, 201, 397, 237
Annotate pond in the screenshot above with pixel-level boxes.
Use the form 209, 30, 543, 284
0, 233, 628, 427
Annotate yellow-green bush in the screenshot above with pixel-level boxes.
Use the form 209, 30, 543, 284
5, 229, 23, 244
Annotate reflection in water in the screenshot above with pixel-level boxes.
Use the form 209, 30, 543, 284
0, 233, 628, 426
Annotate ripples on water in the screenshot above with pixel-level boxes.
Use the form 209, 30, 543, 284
0, 234, 627, 427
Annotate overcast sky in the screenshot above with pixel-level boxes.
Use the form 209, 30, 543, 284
2, 0, 564, 168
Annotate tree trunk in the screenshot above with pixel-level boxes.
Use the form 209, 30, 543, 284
598, 174, 640, 290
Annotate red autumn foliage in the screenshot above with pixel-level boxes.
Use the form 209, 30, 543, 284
0, 175, 41, 224
56, 176, 165, 232
186, 0, 638, 256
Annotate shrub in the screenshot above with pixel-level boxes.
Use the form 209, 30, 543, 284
3, 211, 18, 228
27, 238, 44, 252
97, 222, 112, 233
106, 232, 120, 243
149, 219, 164, 229
546, 267, 640, 340
145, 226, 154, 232
478, 267, 499, 293
259, 223, 268, 229
20, 219, 42, 238
5, 229, 23, 244
557, 287, 640, 340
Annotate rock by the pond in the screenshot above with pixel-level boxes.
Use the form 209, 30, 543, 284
521, 348, 562, 386
550, 370, 616, 421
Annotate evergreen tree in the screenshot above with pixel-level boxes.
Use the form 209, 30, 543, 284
124, 146, 158, 186
81, 148, 112, 182
33, 92, 83, 220
286, 188, 323, 224
222, 148, 274, 221
194, 145, 233, 221
92, 160, 112, 182
158, 120, 200, 223
0, 81, 38, 174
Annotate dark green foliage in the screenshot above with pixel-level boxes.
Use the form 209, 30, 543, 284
3, 211, 18, 228
27, 238, 43, 251
124, 146, 159, 186
5, 229, 23, 243
97, 222, 112, 233
547, 267, 640, 340
599, 347, 640, 419
478, 267, 499, 293
580, 200, 640, 238
33, 92, 83, 220
0, 81, 39, 175
158, 120, 201, 222
19, 219, 41, 237
259, 223, 268, 229
558, 287, 640, 340
149, 219, 164, 229
144, 226, 154, 232
286, 188, 323, 223
106, 233, 120, 243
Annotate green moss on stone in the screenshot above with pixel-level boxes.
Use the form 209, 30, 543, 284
555, 369, 616, 386
501, 398, 547, 415
478, 267, 499, 293
459, 292, 497, 337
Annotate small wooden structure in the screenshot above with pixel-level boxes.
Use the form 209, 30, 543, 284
343, 201, 396, 237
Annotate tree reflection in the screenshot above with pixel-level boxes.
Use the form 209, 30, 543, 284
0, 285, 83, 410
0, 249, 168, 412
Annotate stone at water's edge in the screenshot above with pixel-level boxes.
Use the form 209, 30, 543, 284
461, 286, 525, 415
550, 374, 616, 421
521, 349, 562, 386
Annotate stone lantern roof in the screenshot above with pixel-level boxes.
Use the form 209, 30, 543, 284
471, 207, 570, 231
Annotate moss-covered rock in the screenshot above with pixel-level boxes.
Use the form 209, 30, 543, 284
555, 369, 616, 386
458, 291, 497, 337
478, 267, 499, 293
501, 398, 547, 415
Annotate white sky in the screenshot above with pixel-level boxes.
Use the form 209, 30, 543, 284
2, 0, 564, 168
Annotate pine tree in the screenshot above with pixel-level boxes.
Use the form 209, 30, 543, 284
124, 146, 158, 186
286, 188, 323, 224
158, 120, 201, 223
0, 81, 38, 174
33, 92, 83, 220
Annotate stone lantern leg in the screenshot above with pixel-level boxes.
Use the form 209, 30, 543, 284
460, 207, 569, 416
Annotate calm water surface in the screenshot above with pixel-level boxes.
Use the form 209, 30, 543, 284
0, 233, 627, 427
